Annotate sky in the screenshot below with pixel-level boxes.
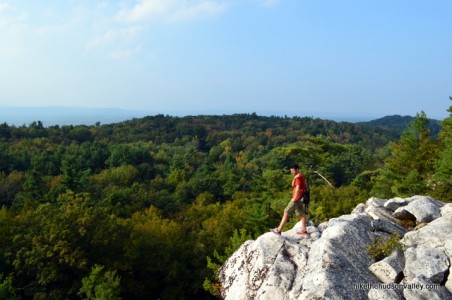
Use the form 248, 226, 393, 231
0, 0, 451, 121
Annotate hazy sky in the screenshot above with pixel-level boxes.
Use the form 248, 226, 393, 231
1, 0, 451, 120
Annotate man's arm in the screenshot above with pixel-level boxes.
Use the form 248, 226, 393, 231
291, 184, 300, 201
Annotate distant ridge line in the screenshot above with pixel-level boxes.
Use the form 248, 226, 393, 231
0, 106, 423, 127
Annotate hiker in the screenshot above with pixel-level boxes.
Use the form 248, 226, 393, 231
271, 164, 309, 237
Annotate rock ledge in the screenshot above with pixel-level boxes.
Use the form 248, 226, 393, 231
219, 195, 452, 300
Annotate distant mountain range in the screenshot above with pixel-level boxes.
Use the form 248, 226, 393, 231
358, 115, 441, 135
0, 107, 442, 135
0, 107, 378, 126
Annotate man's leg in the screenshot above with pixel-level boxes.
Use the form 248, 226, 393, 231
300, 214, 307, 231
271, 201, 294, 234
277, 212, 290, 231
297, 203, 309, 237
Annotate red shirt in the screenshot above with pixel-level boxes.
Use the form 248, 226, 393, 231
292, 173, 306, 201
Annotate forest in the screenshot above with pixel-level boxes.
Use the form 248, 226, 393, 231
0, 98, 451, 299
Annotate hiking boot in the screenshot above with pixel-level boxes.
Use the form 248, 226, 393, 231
297, 230, 309, 238
270, 228, 281, 235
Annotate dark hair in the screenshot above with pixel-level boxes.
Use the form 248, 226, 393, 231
290, 164, 299, 170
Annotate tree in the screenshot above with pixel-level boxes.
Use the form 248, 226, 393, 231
124, 206, 196, 299
60, 148, 91, 192
0, 171, 25, 207
7, 192, 130, 299
432, 97, 452, 201
78, 265, 121, 300
372, 111, 439, 197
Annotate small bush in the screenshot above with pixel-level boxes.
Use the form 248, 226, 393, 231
367, 233, 404, 261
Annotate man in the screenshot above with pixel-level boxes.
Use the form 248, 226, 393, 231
270, 164, 309, 237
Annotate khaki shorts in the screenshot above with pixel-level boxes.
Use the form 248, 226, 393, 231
284, 200, 308, 216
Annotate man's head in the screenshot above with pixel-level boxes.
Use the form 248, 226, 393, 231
290, 164, 299, 174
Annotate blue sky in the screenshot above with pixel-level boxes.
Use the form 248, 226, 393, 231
0, 0, 451, 120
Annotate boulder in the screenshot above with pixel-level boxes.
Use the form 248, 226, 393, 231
384, 197, 411, 211
401, 212, 452, 249
219, 224, 312, 300
316, 221, 328, 233
366, 197, 386, 208
403, 246, 450, 284
218, 240, 255, 300
406, 195, 444, 208
365, 203, 402, 224
441, 203, 452, 217
370, 218, 407, 236
302, 214, 381, 299
352, 203, 366, 214
368, 250, 404, 284
403, 275, 452, 300
393, 196, 442, 223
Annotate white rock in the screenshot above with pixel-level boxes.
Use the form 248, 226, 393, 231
403, 275, 452, 300
317, 221, 328, 233
366, 197, 386, 207
370, 218, 407, 236
352, 203, 366, 214
368, 286, 404, 300
441, 203, 452, 217
219, 232, 309, 300
384, 197, 411, 211
393, 196, 442, 223
403, 246, 450, 283
365, 204, 402, 224
446, 270, 452, 293
369, 250, 404, 284
219, 196, 452, 300
445, 237, 452, 257
401, 213, 452, 248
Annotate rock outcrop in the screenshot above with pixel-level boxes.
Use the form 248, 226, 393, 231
219, 195, 452, 299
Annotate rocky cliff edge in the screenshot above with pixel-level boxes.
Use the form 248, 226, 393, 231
219, 195, 452, 299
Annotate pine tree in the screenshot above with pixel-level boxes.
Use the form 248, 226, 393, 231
372, 111, 439, 197
432, 97, 452, 201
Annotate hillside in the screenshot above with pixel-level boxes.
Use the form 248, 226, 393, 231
359, 115, 441, 135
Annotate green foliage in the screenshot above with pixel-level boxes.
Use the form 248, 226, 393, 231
372, 111, 441, 197
367, 233, 404, 261
0, 171, 25, 207
0, 275, 19, 300
78, 265, 121, 300
432, 97, 452, 201
308, 185, 369, 224
243, 192, 282, 234
5, 192, 129, 298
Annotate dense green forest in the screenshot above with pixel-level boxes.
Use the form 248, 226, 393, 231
0, 99, 451, 299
